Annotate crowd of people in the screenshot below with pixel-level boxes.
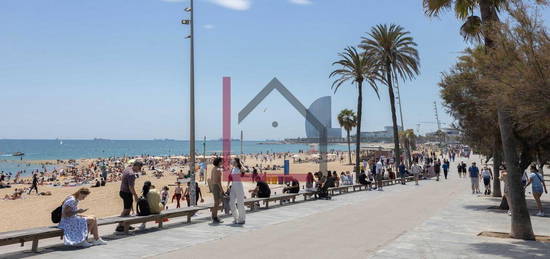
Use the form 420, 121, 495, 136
4, 144, 547, 249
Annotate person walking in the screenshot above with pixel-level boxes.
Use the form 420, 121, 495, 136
434, 160, 441, 181
116, 161, 141, 233
468, 162, 480, 194
398, 163, 406, 185
442, 159, 450, 180
375, 160, 384, 191
172, 182, 183, 208
28, 173, 39, 194
208, 157, 224, 223
228, 158, 246, 224
481, 165, 493, 195
525, 165, 548, 216
411, 161, 422, 186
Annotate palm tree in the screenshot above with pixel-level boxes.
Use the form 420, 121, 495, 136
360, 24, 420, 167
399, 129, 417, 166
330, 46, 380, 178
337, 109, 357, 165
423, 0, 535, 241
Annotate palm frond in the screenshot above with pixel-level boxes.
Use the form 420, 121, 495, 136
423, 0, 453, 17
460, 15, 483, 42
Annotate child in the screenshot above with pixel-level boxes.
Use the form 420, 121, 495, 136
161, 186, 169, 210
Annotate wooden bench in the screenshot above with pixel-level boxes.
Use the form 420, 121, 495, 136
302, 191, 318, 200
0, 206, 210, 252
352, 184, 368, 191
328, 186, 350, 195
244, 197, 269, 211
1, 176, 416, 253
263, 193, 299, 207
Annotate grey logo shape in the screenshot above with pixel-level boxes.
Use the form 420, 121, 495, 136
238, 78, 328, 174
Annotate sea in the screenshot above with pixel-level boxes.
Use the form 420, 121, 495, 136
0, 139, 350, 176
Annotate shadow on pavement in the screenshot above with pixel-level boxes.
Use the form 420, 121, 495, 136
468, 240, 550, 259
463, 197, 550, 216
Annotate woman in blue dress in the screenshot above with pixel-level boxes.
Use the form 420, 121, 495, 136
58, 187, 106, 247
525, 165, 548, 217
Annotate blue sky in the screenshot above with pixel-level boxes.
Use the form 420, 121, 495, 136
1, 0, 545, 140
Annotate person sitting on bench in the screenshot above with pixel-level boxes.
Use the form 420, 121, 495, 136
283, 178, 300, 194
358, 169, 372, 190
58, 187, 106, 247
317, 173, 333, 200
249, 180, 271, 198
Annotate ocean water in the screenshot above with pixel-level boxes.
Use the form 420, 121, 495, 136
0, 139, 350, 174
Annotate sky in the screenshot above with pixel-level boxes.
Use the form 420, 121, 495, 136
1, 0, 546, 140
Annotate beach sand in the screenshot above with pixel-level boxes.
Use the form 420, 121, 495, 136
0, 157, 354, 232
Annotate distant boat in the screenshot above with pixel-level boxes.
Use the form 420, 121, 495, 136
12, 152, 25, 156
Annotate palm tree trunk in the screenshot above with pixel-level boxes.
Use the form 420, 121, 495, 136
355, 81, 363, 182
478, 0, 534, 239
386, 65, 401, 166
347, 129, 352, 165
497, 108, 535, 240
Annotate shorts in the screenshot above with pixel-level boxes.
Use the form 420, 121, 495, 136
211, 184, 222, 205
376, 174, 384, 181
483, 177, 490, 186
533, 186, 543, 194
119, 191, 133, 210
470, 177, 479, 188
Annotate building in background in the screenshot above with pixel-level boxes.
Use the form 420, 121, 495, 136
304, 96, 342, 141
351, 126, 403, 142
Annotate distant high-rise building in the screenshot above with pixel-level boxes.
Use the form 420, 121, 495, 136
305, 96, 342, 139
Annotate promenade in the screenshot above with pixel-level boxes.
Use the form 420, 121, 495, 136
2, 156, 549, 259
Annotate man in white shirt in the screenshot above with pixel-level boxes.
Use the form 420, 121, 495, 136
411, 161, 422, 186
376, 160, 384, 191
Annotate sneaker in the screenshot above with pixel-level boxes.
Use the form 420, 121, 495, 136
508, 210, 512, 216
237, 221, 245, 225
77, 241, 93, 248
138, 223, 146, 231
115, 226, 124, 232
212, 217, 223, 224
91, 239, 107, 246
536, 212, 544, 217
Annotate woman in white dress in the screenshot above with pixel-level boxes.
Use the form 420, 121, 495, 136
58, 187, 106, 247
228, 158, 246, 224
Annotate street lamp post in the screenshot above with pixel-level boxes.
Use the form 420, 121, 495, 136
182, 0, 196, 206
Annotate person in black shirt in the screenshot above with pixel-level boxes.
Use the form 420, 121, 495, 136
358, 170, 372, 190
249, 180, 271, 198
28, 173, 39, 194
283, 178, 300, 194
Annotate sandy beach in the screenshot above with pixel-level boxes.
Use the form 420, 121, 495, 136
0, 155, 355, 232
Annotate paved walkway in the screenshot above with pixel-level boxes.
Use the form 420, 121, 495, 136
3, 156, 549, 259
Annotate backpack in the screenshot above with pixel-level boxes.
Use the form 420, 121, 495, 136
51, 205, 62, 223
136, 196, 151, 216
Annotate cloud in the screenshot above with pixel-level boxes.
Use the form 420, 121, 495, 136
211, 0, 251, 10
289, 0, 312, 5
203, 24, 215, 29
